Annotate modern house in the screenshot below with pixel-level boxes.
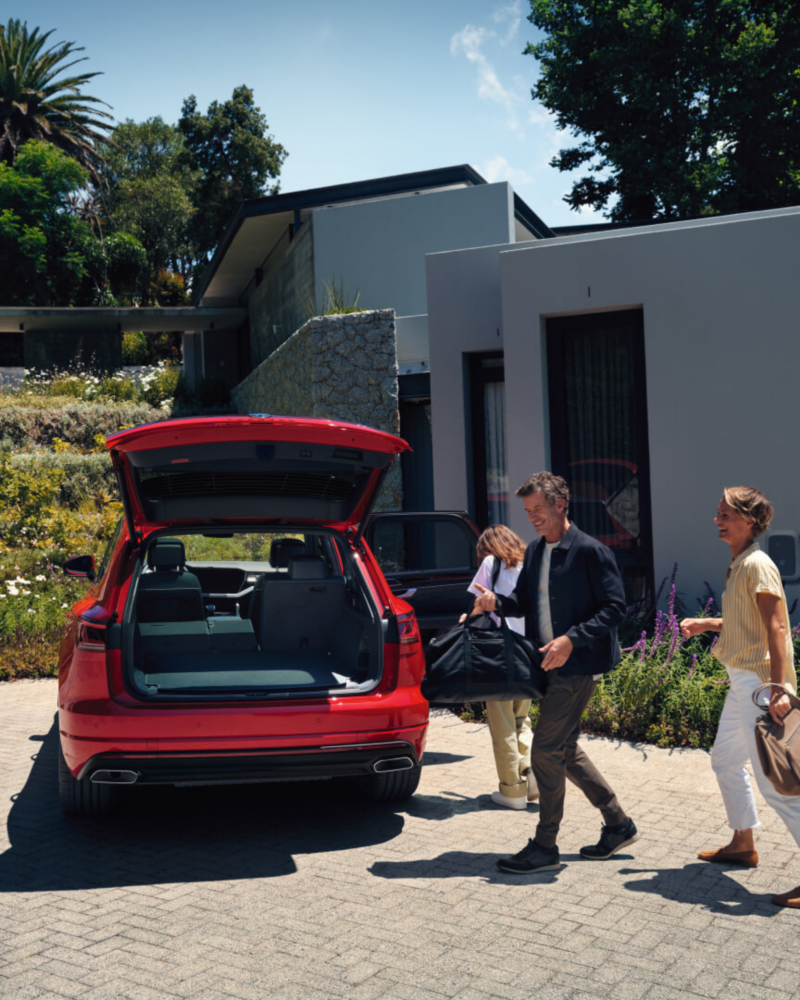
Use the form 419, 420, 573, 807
424, 205, 800, 606
190, 164, 553, 508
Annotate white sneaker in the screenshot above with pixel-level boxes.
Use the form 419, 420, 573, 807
526, 770, 539, 802
490, 790, 527, 810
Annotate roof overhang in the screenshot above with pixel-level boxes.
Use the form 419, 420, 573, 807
0, 307, 247, 334
194, 164, 554, 307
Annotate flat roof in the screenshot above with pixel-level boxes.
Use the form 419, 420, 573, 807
194, 164, 554, 305
0, 307, 247, 334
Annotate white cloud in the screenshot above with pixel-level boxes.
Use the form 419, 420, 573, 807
451, 20, 524, 132
480, 155, 534, 186
491, 0, 523, 46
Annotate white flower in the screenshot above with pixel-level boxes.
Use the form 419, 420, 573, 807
61, 603, 68, 609
35, 575, 46, 581
21, 589, 31, 595
7, 587, 19, 595
27, 609, 35, 614
0, 595, 6, 599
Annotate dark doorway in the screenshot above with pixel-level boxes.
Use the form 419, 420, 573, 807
469, 353, 509, 530
546, 310, 653, 604
399, 373, 434, 511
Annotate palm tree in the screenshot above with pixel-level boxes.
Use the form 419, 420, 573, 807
0, 19, 113, 180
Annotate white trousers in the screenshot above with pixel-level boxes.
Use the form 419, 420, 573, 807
711, 668, 800, 848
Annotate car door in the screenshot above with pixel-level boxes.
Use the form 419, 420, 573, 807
365, 512, 481, 637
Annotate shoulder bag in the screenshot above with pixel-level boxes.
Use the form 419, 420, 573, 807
751, 682, 800, 797
422, 603, 546, 704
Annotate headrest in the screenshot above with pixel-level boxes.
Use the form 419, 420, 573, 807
148, 539, 186, 572
289, 555, 328, 580
270, 538, 305, 568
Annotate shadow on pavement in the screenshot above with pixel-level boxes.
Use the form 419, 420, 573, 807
421, 752, 472, 766
620, 863, 779, 916
0, 716, 423, 892
369, 849, 580, 885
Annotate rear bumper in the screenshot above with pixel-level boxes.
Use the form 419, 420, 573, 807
77, 739, 421, 786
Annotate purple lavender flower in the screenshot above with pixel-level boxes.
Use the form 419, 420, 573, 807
710, 635, 718, 650
688, 654, 698, 680
667, 583, 676, 619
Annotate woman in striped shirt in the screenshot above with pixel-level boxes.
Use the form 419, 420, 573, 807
680, 487, 799, 908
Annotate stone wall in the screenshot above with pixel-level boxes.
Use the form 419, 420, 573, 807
231, 309, 402, 510
246, 219, 314, 367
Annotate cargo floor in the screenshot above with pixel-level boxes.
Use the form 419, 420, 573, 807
143, 651, 355, 691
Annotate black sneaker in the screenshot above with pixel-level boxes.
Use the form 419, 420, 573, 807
497, 839, 561, 874
580, 818, 640, 859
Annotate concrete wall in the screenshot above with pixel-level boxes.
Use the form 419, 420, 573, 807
231, 310, 402, 511
312, 182, 516, 320
426, 242, 510, 517
426, 207, 800, 607
246, 218, 314, 367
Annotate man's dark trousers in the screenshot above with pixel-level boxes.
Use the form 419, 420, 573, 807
531, 674, 626, 849
497, 523, 629, 849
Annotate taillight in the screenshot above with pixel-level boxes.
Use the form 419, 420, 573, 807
76, 620, 107, 652
397, 611, 420, 645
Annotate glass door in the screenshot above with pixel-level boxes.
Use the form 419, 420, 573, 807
469, 353, 509, 530
546, 310, 653, 605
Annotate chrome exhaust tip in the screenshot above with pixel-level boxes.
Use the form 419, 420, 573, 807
90, 769, 140, 785
373, 757, 414, 773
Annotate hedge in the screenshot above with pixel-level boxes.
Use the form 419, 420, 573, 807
0, 401, 164, 450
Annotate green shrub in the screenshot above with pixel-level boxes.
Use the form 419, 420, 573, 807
0, 452, 121, 555
121, 331, 152, 365
0, 400, 164, 448
9, 452, 117, 507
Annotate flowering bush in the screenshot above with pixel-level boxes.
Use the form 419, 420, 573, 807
20, 361, 180, 408
464, 565, 800, 749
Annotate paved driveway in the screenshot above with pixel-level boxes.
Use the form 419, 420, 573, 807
1, 679, 799, 1000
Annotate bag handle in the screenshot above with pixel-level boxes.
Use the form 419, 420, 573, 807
751, 682, 800, 710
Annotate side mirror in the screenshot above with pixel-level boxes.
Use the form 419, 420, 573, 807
63, 555, 96, 581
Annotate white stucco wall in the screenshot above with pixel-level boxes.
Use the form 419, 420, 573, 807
311, 182, 516, 322
426, 207, 800, 608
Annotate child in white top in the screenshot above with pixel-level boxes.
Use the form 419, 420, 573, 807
465, 525, 537, 810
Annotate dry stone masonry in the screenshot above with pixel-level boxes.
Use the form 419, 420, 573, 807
231, 309, 402, 510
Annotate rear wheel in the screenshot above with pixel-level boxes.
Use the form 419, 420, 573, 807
58, 741, 117, 817
358, 764, 421, 802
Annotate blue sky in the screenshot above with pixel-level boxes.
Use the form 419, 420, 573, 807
20, 0, 604, 227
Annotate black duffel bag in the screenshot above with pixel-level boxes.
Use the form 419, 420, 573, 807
421, 609, 547, 704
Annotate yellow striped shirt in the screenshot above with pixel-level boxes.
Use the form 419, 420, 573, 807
713, 542, 796, 688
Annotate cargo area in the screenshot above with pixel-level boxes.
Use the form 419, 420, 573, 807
124, 532, 383, 698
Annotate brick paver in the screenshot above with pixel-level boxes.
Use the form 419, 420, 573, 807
1, 679, 799, 1000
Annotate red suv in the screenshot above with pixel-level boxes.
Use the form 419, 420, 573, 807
57, 416, 479, 816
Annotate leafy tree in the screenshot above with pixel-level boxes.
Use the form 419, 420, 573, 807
96, 118, 197, 300
178, 85, 287, 262
0, 140, 145, 306
0, 19, 112, 180
526, 1, 800, 220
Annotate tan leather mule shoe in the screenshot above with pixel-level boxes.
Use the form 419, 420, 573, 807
697, 846, 759, 867
771, 886, 800, 908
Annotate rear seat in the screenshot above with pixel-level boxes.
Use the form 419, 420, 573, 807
137, 538, 205, 623
258, 555, 346, 652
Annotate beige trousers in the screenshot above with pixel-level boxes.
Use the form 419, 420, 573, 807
486, 699, 533, 798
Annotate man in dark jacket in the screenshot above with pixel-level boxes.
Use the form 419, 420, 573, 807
475, 471, 639, 873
